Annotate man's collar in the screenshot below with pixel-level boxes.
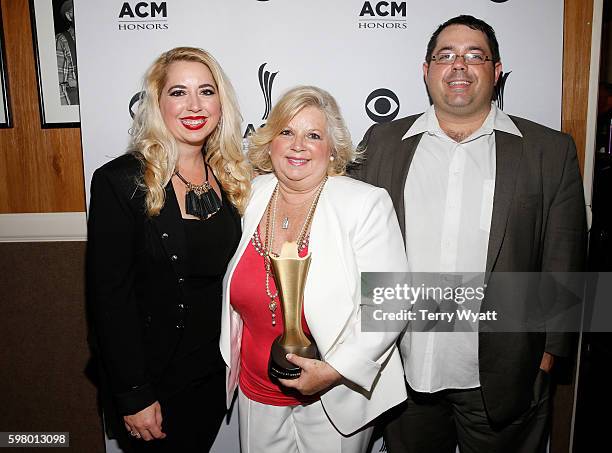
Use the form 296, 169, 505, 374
401, 107, 431, 139
401, 103, 522, 141
493, 105, 523, 137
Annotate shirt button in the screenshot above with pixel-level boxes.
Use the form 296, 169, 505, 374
171, 255, 178, 261
161, 233, 169, 239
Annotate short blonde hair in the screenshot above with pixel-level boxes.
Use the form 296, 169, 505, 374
249, 86, 356, 175
130, 47, 251, 215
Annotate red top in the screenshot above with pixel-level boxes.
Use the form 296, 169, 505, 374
230, 230, 316, 406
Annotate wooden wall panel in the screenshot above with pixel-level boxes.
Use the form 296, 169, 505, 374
551, 4, 594, 452
562, 0, 594, 176
0, 0, 84, 213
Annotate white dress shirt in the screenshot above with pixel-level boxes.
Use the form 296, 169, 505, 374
401, 103, 522, 392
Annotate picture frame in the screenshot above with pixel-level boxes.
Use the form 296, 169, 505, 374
0, 4, 12, 128
30, 0, 79, 127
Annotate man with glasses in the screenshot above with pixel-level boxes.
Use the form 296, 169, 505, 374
353, 15, 586, 452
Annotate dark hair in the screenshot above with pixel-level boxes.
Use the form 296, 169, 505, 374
425, 15, 500, 63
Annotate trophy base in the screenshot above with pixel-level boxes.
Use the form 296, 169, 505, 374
268, 336, 319, 380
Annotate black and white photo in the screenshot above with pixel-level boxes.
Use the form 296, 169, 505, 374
30, 0, 79, 127
0, 4, 11, 128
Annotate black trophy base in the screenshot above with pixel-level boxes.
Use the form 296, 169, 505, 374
268, 336, 319, 380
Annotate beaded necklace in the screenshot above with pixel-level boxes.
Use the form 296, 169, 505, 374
250, 176, 327, 326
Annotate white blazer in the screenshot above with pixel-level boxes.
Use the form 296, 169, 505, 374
220, 174, 408, 435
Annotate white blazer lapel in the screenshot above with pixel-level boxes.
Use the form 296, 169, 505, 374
220, 175, 277, 381
304, 182, 356, 357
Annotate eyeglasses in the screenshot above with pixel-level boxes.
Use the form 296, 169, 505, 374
431, 53, 493, 65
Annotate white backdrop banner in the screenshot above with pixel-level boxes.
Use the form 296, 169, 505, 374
76, 0, 563, 202
75, 1, 564, 452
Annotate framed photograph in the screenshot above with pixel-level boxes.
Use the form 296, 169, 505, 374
30, 0, 79, 127
0, 4, 12, 128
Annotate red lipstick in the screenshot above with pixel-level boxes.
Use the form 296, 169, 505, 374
180, 116, 208, 130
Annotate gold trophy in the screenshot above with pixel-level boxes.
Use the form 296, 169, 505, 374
268, 241, 319, 380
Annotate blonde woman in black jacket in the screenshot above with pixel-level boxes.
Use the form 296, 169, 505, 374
87, 47, 251, 452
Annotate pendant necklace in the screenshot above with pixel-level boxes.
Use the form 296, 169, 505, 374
279, 196, 311, 230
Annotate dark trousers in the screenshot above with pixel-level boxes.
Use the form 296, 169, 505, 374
384, 371, 552, 453
120, 370, 226, 453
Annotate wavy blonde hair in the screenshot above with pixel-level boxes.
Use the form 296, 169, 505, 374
249, 86, 357, 175
130, 47, 251, 216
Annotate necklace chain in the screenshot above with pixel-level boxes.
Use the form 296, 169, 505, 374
252, 177, 328, 327
279, 195, 311, 230
174, 170, 211, 196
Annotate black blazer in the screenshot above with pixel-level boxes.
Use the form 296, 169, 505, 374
86, 154, 240, 416
353, 114, 587, 425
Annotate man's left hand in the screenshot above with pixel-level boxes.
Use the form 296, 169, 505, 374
539, 352, 555, 373
278, 354, 342, 395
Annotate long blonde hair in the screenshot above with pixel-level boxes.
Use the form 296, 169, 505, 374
130, 47, 251, 215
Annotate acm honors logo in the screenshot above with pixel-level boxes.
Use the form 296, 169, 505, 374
358, 1, 407, 30
495, 71, 511, 110
118, 2, 168, 31
243, 63, 279, 139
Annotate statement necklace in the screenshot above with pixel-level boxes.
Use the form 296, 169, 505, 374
250, 176, 328, 326
174, 163, 221, 220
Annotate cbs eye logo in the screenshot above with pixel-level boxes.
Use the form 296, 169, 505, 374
365, 88, 400, 123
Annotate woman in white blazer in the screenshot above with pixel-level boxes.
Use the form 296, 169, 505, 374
220, 86, 408, 452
